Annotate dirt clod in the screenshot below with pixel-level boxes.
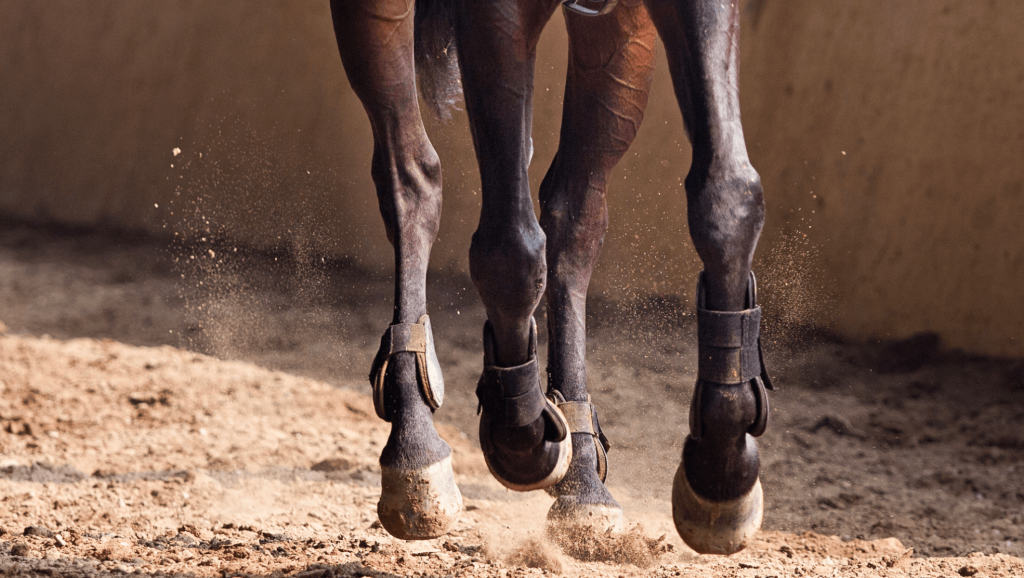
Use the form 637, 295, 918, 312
23, 526, 53, 538
810, 414, 868, 439
312, 458, 352, 472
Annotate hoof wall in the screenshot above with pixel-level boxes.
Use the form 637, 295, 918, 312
547, 499, 623, 532
671, 455, 762, 555
378, 455, 462, 540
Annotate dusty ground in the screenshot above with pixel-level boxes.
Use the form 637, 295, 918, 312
0, 222, 1022, 577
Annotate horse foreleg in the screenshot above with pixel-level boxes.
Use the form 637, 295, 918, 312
455, 0, 577, 492
539, 0, 656, 530
645, 0, 769, 554
331, 0, 460, 540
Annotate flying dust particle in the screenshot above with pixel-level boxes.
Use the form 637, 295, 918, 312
547, 523, 670, 567
756, 228, 834, 346
502, 538, 563, 573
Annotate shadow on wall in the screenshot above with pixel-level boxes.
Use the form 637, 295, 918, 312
1, 1, 1023, 356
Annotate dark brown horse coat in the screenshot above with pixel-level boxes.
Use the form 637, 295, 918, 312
330, 0, 770, 554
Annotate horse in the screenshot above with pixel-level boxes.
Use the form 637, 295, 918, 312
330, 0, 771, 555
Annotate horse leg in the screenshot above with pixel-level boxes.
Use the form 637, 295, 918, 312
330, 0, 461, 540
539, 0, 656, 529
644, 0, 770, 554
454, 0, 575, 492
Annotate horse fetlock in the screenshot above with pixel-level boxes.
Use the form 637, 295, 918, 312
372, 353, 419, 417
682, 432, 760, 502
689, 380, 758, 442
692, 270, 772, 436
371, 319, 453, 477
370, 315, 444, 414
685, 381, 761, 500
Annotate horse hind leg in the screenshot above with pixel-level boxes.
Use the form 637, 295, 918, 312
539, 0, 656, 531
330, 0, 460, 540
644, 0, 769, 555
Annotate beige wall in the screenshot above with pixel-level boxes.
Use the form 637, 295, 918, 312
741, 1, 1024, 356
1, 1, 1023, 356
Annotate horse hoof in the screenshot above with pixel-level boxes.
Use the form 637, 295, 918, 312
378, 454, 462, 540
545, 430, 622, 532
547, 497, 623, 532
671, 453, 763, 555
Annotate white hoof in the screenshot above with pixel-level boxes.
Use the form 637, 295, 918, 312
547, 499, 624, 532
378, 454, 462, 540
671, 453, 763, 555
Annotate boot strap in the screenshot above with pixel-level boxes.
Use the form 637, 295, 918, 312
475, 318, 567, 439
550, 392, 610, 483
476, 356, 547, 428
696, 307, 764, 384
693, 272, 773, 439
696, 272, 772, 389
368, 315, 445, 422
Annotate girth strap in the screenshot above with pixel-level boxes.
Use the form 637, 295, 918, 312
368, 315, 445, 422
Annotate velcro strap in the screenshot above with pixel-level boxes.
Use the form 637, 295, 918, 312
552, 396, 610, 481
558, 401, 596, 435
380, 323, 427, 356
476, 357, 545, 428
697, 306, 763, 384
368, 317, 444, 422
558, 399, 611, 453
698, 306, 761, 347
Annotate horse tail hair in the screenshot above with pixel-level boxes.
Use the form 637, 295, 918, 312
414, 0, 461, 120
